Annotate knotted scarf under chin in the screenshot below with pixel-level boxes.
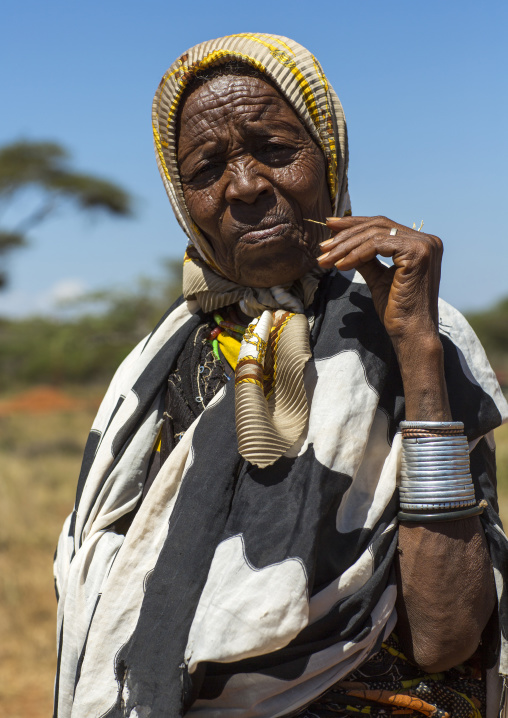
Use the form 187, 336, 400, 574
183, 255, 317, 467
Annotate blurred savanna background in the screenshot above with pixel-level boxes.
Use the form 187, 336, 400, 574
1, 1, 507, 716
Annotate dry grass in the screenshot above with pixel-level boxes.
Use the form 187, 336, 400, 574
0, 393, 507, 718
495, 422, 508, 524
0, 405, 97, 718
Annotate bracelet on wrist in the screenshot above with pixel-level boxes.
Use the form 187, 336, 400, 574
397, 420, 483, 523
398, 503, 486, 523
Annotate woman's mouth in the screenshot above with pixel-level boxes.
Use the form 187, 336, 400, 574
239, 222, 292, 243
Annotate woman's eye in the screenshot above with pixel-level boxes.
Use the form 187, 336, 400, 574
190, 162, 223, 183
258, 143, 297, 164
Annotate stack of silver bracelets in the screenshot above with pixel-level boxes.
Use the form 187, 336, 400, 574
398, 420, 485, 522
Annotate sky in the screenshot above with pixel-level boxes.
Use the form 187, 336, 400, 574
1, 0, 507, 317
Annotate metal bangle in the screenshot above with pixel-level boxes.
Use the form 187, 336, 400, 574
399, 430, 466, 438
400, 500, 477, 507
401, 481, 473, 489
402, 451, 469, 461
401, 457, 470, 466
399, 485, 475, 494
402, 444, 469, 451
402, 497, 476, 506
400, 497, 477, 504
400, 476, 474, 485
401, 468, 471, 476
400, 494, 476, 502
400, 477, 474, 485
402, 431, 463, 436
400, 469, 471, 481
402, 438, 468, 446
401, 465, 472, 476
399, 487, 475, 496
401, 478, 473, 484
402, 479, 472, 488
400, 501, 476, 510
402, 439, 469, 448
401, 458, 470, 465
402, 442, 469, 451
402, 458, 470, 466
401, 490, 475, 495
400, 504, 476, 511
400, 492, 476, 501
400, 481, 474, 490
400, 478, 474, 485
401, 451, 469, 466
400, 490, 476, 497
400, 421, 464, 430
402, 435, 467, 442
401, 472, 472, 481
400, 495, 476, 503
397, 505, 483, 522
400, 499, 476, 511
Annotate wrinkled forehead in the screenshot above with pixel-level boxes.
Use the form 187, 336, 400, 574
176, 72, 310, 149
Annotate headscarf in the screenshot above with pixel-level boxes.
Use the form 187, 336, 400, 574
152, 33, 351, 466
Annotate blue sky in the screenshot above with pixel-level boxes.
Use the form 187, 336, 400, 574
1, 0, 507, 316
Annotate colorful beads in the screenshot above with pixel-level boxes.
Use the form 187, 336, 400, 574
213, 311, 246, 339
208, 326, 222, 341
208, 307, 248, 361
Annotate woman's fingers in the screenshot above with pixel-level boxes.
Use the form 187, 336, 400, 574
325, 215, 403, 232
320, 216, 405, 255
326, 215, 373, 228
318, 222, 441, 274
317, 227, 409, 269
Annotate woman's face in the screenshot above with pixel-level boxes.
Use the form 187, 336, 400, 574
177, 74, 333, 287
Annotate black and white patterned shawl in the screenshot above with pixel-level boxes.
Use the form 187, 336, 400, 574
54, 271, 508, 718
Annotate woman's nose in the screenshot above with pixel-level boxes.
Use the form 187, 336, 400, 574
224, 159, 273, 205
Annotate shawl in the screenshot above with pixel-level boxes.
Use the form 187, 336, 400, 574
54, 33, 508, 718
153, 33, 351, 468
54, 273, 508, 717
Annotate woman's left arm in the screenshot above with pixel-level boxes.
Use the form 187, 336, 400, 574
318, 216, 496, 672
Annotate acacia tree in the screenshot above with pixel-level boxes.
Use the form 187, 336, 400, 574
0, 140, 133, 288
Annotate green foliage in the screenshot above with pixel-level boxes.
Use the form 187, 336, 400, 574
0, 260, 183, 389
0, 231, 26, 286
466, 297, 508, 388
0, 140, 133, 288
466, 297, 508, 359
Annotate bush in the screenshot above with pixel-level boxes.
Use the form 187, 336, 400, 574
0, 260, 182, 389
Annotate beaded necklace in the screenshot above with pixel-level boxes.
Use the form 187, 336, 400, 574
206, 307, 247, 364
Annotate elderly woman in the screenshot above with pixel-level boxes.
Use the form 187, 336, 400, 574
54, 34, 508, 718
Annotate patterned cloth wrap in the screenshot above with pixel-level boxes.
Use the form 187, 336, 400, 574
54, 33, 508, 718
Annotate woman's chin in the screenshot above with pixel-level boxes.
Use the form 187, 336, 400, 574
234, 242, 316, 288
236, 262, 312, 288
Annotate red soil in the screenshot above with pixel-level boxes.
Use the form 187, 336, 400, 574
0, 386, 100, 416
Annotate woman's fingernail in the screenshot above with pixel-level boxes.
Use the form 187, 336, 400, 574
317, 251, 330, 262
326, 217, 339, 222
335, 258, 346, 266
319, 237, 335, 247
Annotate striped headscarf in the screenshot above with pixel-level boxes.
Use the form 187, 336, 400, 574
152, 34, 351, 467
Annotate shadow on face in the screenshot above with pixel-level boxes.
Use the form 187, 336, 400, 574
177, 68, 333, 288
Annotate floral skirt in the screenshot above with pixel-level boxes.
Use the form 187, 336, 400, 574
298, 634, 485, 718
